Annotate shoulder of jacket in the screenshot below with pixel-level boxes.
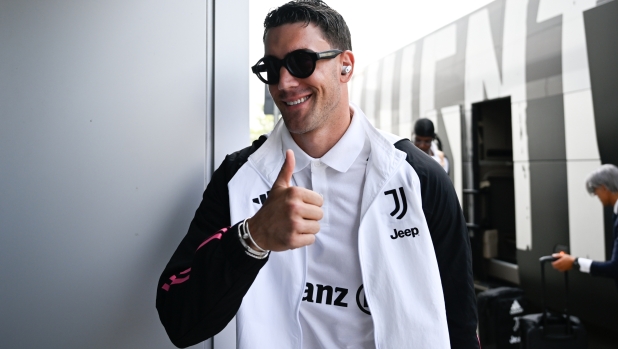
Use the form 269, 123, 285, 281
393, 139, 451, 186
222, 135, 269, 179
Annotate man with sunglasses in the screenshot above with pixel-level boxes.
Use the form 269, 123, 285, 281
157, 1, 478, 348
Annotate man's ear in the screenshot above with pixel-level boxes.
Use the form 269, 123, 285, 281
339, 50, 355, 83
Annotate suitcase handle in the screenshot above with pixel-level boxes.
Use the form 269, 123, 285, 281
539, 255, 573, 335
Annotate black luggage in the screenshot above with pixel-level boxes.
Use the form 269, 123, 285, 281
478, 287, 527, 349
518, 255, 587, 349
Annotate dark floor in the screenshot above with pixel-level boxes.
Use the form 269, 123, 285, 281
586, 323, 618, 349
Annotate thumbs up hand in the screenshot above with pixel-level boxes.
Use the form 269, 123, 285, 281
246, 149, 324, 251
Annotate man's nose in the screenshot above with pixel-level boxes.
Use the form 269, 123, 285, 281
277, 66, 300, 90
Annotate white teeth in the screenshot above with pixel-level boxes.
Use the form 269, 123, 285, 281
285, 96, 309, 106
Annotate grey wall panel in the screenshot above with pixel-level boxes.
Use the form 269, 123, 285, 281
526, 95, 566, 161
525, 26, 562, 82
0, 1, 210, 348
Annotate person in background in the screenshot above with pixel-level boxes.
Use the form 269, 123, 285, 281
413, 118, 449, 173
552, 164, 618, 291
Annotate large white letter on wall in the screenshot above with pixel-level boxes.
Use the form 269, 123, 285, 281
419, 24, 456, 120
363, 63, 381, 127
442, 105, 464, 205
465, 1, 531, 250
398, 44, 416, 138
537, 0, 604, 260
379, 54, 396, 134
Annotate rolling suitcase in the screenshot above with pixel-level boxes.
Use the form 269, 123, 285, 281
518, 255, 587, 349
477, 287, 527, 349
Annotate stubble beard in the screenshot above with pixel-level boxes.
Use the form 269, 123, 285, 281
280, 74, 341, 135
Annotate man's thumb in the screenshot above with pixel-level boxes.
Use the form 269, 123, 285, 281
274, 149, 295, 188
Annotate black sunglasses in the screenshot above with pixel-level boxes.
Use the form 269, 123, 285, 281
251, 49, 343, 85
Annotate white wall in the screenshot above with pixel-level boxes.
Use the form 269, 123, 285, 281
0, 0, 249, 348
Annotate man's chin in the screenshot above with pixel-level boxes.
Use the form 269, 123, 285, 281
283, 123, 311, 135
282, 117, 315, 135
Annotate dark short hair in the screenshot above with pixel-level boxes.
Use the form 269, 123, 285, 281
414, 118, 436, 138
263, 0, 352, 51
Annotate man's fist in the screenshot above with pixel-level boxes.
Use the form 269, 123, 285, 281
246, 149, 323, 251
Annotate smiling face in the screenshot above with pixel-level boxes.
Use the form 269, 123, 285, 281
264, 22, 345, 135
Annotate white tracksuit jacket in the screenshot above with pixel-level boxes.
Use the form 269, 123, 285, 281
157, 104, 478, 349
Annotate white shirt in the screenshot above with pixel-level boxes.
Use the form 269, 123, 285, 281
281, 111, 375, 349
429, 142, 449, 173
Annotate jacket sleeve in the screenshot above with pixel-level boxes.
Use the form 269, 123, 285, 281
156, 137, 268, 348
395, 139, 479, 349
590, 236, 618, 279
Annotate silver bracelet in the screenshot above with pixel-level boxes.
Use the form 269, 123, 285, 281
238, 220, 269, 259
242, 219, 268, 253
238, 227, 268, 259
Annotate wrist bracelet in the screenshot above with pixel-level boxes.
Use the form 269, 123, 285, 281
238, 219, 269, 259
242, 219, 268, 253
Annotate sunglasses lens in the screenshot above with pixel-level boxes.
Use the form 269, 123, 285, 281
287, 51, 315, 78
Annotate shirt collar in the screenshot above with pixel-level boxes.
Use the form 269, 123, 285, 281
322, 108, 365, 172
614, 198, 618, 215
280, 107, 366, 174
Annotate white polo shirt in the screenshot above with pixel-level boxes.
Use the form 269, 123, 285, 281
281, 111, 375, 349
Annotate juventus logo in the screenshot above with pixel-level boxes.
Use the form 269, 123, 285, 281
384, 187, 407, 219
252, 191, 270, 205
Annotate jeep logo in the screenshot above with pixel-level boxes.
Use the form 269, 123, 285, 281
390, 227, 419, 240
